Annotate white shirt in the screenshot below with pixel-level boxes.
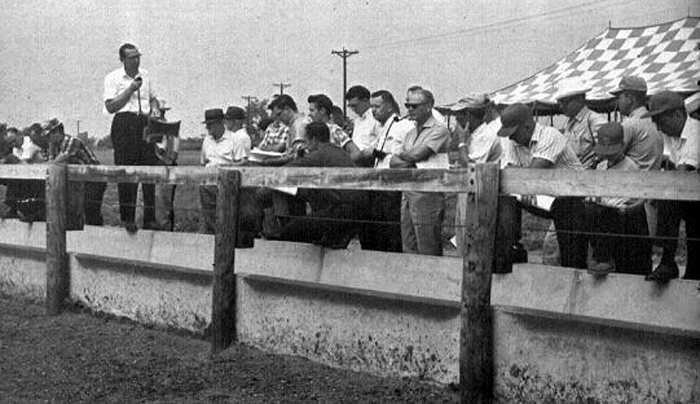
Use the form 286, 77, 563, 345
15, 136, 45, 163
103, 67, 156, 114
465, 122, 502, 163
201, 129, 251, 167
375, 114, 413, 155
503, 123, 584, 170
351, 108, 380, 150
676, 117, 699, 169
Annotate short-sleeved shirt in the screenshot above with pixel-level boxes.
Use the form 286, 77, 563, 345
351, 109, 380, 150
16, 136, 46, 163
375, 114, 413, 155
504, 123, 584, 170
668, 116, 700, 169
287, 114, 310, 152
465, 122, 502, 163
103, 67, 156, 114
563, 106, 605, 168
402, 116, 449, 157
258, 120, 289, 151
595, 156, 641, 209
201, 129, 251, 167
621, 107, 663, 170
49, 135, 100, 165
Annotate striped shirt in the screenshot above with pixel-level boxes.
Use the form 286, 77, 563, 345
504, 123, 584, 170
563, 106, 605, 168
621, 107, 663, 171
49, 135, 100, 165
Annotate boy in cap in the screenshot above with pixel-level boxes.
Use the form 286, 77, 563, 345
33, 118, 107, 226
555, 77, 606, 168
643, 91, 699, 281
584, 122, 651, 276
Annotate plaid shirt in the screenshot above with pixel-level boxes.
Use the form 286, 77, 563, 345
258, 121, 290, 151
49, 135, 100, 165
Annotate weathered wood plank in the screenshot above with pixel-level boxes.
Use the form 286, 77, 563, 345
62, 165, 700, 200
0, 164, 48, 180
46, 164, 69, 315
211, 169, 241, 355
501, 168, 700, 201
460, 163, 499, 404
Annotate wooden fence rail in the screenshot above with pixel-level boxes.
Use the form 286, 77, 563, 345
2, 162, 698, 404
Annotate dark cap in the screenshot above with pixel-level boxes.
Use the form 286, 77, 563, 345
609, 76, 647, 95
497, 103, 532, 137
224, 106, 246, 120
641, 91, 685, 118
202, 108, 224, 124
41, 118, 62, 133
594, 122, 624, 155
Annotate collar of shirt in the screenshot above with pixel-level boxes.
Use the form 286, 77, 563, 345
527, 123, 545, 148
629, 106, 648, 120
416, 116, 437, 133
569, 106, 589, 125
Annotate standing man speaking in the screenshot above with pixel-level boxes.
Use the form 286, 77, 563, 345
103, 43, 160, 233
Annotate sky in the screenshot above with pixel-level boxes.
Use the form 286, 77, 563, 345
1, 0, 697, 138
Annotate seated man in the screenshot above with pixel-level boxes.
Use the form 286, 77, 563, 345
277, 122, 366, 248
5, 124, 47, 222
584, 122, 650, 276
32, 118, 107, 225
199, 108, 250, 234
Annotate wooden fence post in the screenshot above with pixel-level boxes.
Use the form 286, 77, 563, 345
46, 163, 69, 315
211, 169, 241, 355
460, 163, 499, 403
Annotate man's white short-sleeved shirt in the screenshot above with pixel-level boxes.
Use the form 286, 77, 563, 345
103, 67, 156, 114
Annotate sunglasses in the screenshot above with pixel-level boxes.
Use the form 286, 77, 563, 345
404, 102, 426, 109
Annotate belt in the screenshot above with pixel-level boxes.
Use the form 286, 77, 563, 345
115, 111, 144, 117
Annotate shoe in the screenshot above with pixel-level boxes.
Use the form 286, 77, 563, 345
511, 243, 528, 264
588, 260, 615, 277
123, 221, 138, 234
644, 263, 679, 283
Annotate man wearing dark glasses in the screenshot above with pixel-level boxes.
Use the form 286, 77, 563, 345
390, 86, 449, 256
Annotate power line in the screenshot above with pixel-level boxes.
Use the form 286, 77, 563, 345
331, 48, 359, 117
362, 0, 637, 52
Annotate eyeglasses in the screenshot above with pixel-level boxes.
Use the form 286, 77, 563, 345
404, 102, 426, 109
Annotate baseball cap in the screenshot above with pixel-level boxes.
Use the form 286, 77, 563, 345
594, 122, 624, 155
555, 77, 591, 101
609, 76, 647, 95
684, 92, 700, 114
450, 93, 489, 112
497, 103, 532, 137
641, 91, 685, 118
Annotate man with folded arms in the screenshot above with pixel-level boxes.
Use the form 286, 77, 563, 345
643, 91, 699, 282
584, 122, 650, 276
391, 86, 449, 256
345, 85, 380, 167
498, 103, 587, 269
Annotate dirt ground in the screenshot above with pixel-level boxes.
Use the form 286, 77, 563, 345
0, 293, 458, 404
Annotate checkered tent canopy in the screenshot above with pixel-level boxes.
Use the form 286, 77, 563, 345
490, 17, 700, 113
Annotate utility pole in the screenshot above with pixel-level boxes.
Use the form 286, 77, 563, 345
272, 82, 291, 95
76, 120, 80, 135
241, 95, 258, 123
331, 47, 359, 117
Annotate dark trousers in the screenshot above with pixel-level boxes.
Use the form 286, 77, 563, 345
84, 181, 107, 226
657, 200, 700, 280
110, 113, 157, 224
359, 191, 402, 252
550, 197, 588, 269
3, 179, 45, 221
585, 202, 651, 275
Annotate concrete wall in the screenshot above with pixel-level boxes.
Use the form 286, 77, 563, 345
1, 220, 698, 402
